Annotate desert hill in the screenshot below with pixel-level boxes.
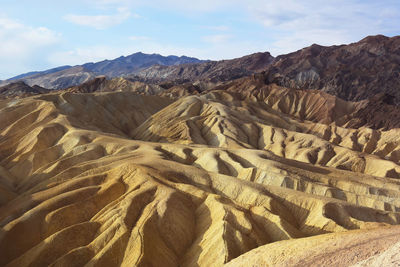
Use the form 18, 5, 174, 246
66, 76, 221, 98
53, 73, 400, 131
1, 86, 400, 266
211, 73, 400, 130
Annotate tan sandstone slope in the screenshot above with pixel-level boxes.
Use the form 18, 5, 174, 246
1, 89, 400, 266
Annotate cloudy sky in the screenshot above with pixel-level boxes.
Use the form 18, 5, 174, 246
0, 0, 399, 79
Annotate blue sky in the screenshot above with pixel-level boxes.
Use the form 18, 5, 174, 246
0, 0, 399, 79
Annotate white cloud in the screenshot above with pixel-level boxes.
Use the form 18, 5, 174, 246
0, 17, 59, 53
64, 8, 133, 29
0, 16, 60, 79
83, 0, 399, 55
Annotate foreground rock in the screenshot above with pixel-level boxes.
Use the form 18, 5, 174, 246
226, 225, 400, 266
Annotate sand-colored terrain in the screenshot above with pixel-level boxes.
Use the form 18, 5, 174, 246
225, 225, 400, 266
1, 89, 400, 266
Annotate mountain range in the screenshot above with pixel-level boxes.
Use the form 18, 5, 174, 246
2, 35, 400, 105
0, 53, 203, 89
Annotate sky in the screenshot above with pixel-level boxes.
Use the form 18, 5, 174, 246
0, 0, 399, 79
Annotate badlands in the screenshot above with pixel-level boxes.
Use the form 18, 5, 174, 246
1, 36, 400, 266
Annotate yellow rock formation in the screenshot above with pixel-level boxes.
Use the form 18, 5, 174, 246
1, 90, 400, 266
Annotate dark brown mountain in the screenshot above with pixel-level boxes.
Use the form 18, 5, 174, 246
264, 35, 400, 104
0, 81, 50, 99
129, 52, 274, 83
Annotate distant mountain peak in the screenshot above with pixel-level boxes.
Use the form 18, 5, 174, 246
3, 52, 204, 89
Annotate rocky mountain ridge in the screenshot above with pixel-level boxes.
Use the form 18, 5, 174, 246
264, 35, 400, 103
3, 34, 399, 101
129, 35, 400, 104
0, 53, 203, 89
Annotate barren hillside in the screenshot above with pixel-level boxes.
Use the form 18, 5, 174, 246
1, 86, 400, 266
